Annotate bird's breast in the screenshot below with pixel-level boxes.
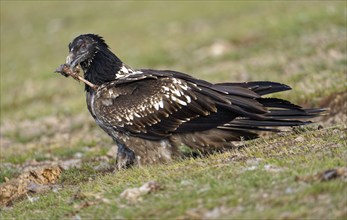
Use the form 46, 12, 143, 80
86, 91, 105, 128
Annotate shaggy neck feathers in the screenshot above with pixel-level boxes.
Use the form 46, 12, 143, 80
82, 47, 123, 92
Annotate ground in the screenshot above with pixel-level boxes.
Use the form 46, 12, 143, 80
1, 1, 346, 219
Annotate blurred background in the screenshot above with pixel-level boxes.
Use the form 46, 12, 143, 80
1, 1, 346, 163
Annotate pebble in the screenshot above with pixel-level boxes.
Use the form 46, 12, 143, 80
294, 136, 305, 142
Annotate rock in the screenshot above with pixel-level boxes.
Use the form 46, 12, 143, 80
294, 136, 305, 142
120, 181, 161, 203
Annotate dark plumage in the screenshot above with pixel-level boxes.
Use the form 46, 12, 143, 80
60, 34, 323, 167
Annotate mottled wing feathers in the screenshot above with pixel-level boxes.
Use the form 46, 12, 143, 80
91, 69, 323, 141
92, 71, 269, 140
93, 76, 227, 139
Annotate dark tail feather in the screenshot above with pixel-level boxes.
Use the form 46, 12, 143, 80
216, 81, 291, 96
220, 97, 324, 137
228, 118, 310, 128
258, 98, 325, 119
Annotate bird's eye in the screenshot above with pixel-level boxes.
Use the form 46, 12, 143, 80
80, 43, 87, 49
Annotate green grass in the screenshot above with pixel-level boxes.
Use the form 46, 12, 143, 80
1, 1, 346, 219
1, 127, 346, 219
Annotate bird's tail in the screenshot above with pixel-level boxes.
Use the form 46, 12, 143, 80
217, 81, 324, 132
173, 81, 325, 153
224, 97, 324, 132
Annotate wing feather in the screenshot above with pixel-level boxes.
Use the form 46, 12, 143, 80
90, 69, 323, 141
93, 76, 219, 139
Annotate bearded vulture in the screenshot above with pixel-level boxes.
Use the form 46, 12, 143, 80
56, 34, 323, 168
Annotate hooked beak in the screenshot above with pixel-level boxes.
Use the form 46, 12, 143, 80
65, 51, 87, 69
65, 52, 78, 69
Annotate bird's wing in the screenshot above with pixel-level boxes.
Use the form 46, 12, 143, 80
92, 72, 264, 140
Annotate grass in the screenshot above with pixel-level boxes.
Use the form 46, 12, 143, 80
1, 1, 346, 219
2, 126, 346, 219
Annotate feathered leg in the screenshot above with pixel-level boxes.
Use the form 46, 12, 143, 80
115, 140, 136, 169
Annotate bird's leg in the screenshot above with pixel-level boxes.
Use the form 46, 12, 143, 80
115, 140, 136, 170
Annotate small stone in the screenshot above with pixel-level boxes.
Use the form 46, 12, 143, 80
74, 152, 83, 159
294, 136, 305, 142
120, 181, 161, 203
285, 187, 294, 194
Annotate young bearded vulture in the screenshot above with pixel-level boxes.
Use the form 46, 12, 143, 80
56, 34, 323, 168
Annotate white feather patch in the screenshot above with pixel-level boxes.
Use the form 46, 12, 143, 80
154, 102, 160, 110
159, 100, 164, 108
185, 95, 191, 103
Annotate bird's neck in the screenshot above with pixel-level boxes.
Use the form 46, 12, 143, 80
81, 48, 124, 92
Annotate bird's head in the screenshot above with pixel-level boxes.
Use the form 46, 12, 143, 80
63, 34, 124, 91
65, 34, 108, 70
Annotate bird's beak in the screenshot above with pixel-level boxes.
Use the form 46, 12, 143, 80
65, 52, 77, 68
66, 51, 88, 69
